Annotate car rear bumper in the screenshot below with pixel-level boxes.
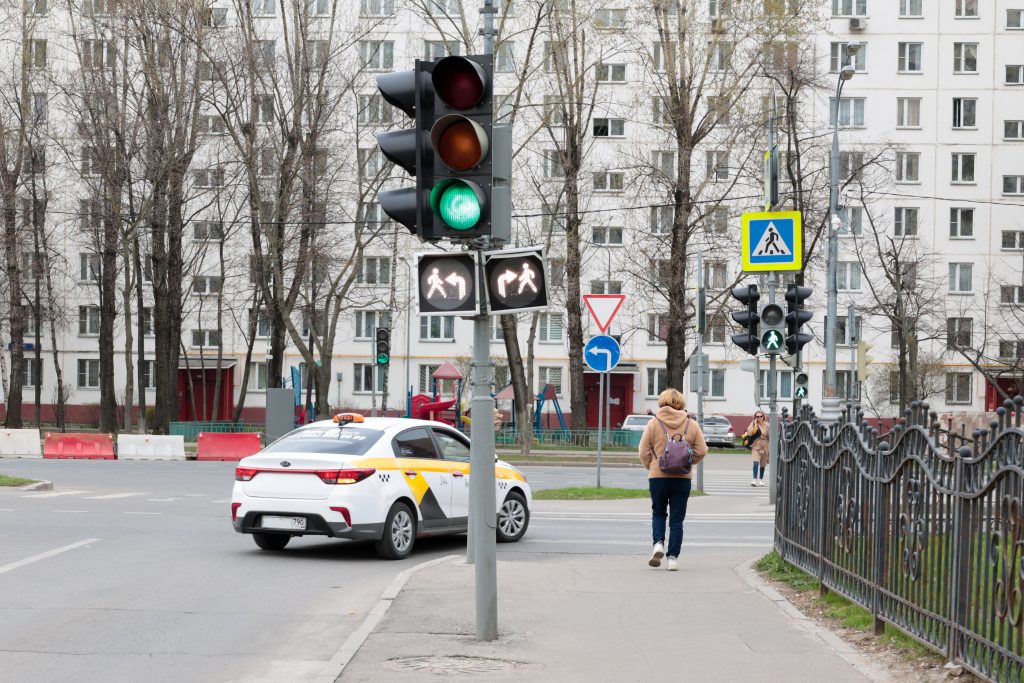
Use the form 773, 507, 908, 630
233, 510, 384, 539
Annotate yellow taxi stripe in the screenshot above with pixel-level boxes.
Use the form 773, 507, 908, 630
353, 457, 525, 482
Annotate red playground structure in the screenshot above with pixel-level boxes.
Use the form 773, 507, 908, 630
409, 362, 463, 426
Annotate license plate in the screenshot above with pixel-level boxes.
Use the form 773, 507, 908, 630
261, 515, 307, 530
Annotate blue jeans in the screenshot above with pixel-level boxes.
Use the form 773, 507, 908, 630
649, 477, 692, 558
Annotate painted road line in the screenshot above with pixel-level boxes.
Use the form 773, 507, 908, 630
0, 538, 100, 576
85, 493, 148, 500
124, 511, 163, 515
0, 508, 14, 512
146, 498, 183, 502
22, 490, 92, 499
210, 499, 231, 503
51, 509, 89, 513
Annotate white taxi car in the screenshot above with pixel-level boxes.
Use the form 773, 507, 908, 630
231, 414, 532, 559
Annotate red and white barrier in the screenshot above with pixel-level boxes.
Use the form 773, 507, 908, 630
0, 428, 42, 458
196, 432, 262, 461
43, 432, 115, 460
117, 434, 186, 461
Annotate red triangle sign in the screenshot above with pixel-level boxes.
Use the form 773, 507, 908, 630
583, 294, 626, 333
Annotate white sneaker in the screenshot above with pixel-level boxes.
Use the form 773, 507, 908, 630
758, 480, 767, 487
751, 479, 757, 487
666, 557, 678, 571
649, 542, 665, 567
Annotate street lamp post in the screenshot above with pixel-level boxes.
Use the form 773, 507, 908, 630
822, 44, 860, 422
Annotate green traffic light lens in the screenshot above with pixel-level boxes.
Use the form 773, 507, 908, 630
438, 184, 481, 230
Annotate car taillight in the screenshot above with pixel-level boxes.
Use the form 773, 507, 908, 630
317, 468, 376, 485
231, 502, 241, 521
235, 467, 259, 481
330, 506, 352, 526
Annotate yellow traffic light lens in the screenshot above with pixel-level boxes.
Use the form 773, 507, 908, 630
436, 183, 481, 230
437, 120, 483, 170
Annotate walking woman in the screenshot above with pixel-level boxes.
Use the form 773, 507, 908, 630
638, 388, 708, 571
746, 410, 769, 487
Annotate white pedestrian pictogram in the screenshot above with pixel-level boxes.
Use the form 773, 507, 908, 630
517, 262, 538, 294
496, 269, 518, 298
444, 272, 467, 299
752, 221, 792, 257
764, 330, 782, 350
426, 267, 447, 299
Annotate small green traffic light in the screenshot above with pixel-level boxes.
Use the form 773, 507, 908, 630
376, 352, 390, 365
761, 329, 782, 351
438, 184, 480, 230
795, 386, 807, 398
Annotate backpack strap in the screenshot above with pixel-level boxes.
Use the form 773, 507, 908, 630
654, 417, 670, 439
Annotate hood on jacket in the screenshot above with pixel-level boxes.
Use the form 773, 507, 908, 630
653, 405, 690, 430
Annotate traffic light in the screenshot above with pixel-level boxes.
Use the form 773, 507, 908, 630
857, 340, 875, 381
730, 284, 760, 355
784, 284, 814, 355
794, 371, 809, 399
376, 64, 434, 238
416, 251, 480, 315
759, 303, 786, 354
375, 328, 390, 366
483, 247, 548, 314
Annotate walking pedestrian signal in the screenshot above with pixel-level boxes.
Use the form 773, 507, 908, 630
730, 284, 760, 355
375, 328, 391, 366
759, 303, 786, 355
784, 284, 814, 354
794, 372, 808, 399
483, 247, 548, 314
416, 252, 480, 315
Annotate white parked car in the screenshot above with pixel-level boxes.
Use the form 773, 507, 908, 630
620, 414, 654, 431
231, 414, 532, 559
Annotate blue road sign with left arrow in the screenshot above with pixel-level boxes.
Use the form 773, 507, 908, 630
585, 335, 621, 373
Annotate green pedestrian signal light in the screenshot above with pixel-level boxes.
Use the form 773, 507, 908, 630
794, 371, 809, 399
758, 303, 786, 355
762, 330, 782, 351
375, 328, 391, 366
795, 386, 807, 398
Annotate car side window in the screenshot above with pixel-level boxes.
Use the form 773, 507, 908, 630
392, 427, 439, 459
433, 429, 470, 463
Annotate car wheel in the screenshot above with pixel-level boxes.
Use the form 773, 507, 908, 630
253, 532, 290, 551
375, 502, 416, 560
497, 492, 529, 543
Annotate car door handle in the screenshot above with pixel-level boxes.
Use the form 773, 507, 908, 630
404, 470, 418, 477
452, 471, 465, 478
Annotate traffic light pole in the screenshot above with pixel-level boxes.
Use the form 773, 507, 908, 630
767, 275, 779, 506
694, 253, 704, 494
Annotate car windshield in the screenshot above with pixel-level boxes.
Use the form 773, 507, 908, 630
624, 416, 652, 426
262, 426, 384, 456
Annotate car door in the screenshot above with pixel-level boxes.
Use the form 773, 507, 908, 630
432, 428, 470, 526
391, 427, 451, 528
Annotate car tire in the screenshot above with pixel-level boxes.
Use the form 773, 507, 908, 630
253, 532, 290, 551
375, 501, 416, 560
497, 491, 529, 543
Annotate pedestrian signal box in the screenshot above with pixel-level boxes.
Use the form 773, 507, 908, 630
416, 251, 480, 316
483, 247, 548, 315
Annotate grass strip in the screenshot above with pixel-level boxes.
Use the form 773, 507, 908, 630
0, 474, 36, 487
534, 486, 706, 500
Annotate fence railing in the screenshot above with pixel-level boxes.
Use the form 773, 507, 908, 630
776, 398, 1024, 682
169, 422, 263, 441
495, 428, 642, 449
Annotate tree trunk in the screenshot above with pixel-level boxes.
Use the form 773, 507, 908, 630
564, 169, 586, 430
3, 191, 25, 428
98, 191, 120, 433
500, 314, 532, 455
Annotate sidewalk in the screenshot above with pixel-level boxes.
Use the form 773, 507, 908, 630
340, 496, 885, 682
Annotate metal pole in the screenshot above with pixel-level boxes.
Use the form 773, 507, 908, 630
596, 370, 604, 488
822, 76, 847, 422
404, 260, 412, 416
695, 253, 704, 493
468, 0, 498, 642
768, 274, 779, 505
370, 333, 378, 417
849, 303, 857, 403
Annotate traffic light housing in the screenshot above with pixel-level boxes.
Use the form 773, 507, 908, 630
416, 251, 480, 315
730, 284, 760, 355
375, 328, 391, 366
857, 340, 875, 381
484, 247, 548, 314
794, 371, 809, 399
784, 284, 814, 354
759, 303, 786, 354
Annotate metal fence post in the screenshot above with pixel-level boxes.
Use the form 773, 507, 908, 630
871, 430, 885, 636
817, 422, 828, 597
946, 451, 964, 664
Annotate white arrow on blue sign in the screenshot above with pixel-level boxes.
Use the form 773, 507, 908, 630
584, 335, 621, 373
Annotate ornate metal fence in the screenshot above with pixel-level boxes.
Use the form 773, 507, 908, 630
776, 398, 1024, 682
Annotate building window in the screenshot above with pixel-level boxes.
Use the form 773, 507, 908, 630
946, 317, 972, 348
998, 340, 1024, 360
954, 0, 977, 18
1005, 120, 1024, 140
77, 359, 100, 389
952, 43, 978, 73
1007, 65, 1024, 85
949, 208, 974, 238
193, 168, 225, 188
544, 149, 565, 178
244, 361, 267, 391
650, 206, 672, 234
709, 369, 726, 398
251, 0, 275, 16
360, 0, 395, 15
355, 311, 391, 340
653, 150, 676, 177
709, 42, 733, 72
839, 206, 863, 236
593, 171, 624, 191
651, 259, 672, 287
710, 206, 728, 234
81, 39, 115, 70
357, 256, 390, 285
358, 94, 394, 126
544, 41, 565, 72
193, 221, 224, 241
653, 97, 672, 125
21, 358, 42, 388
359, 40, 393, 70
706, 150, 728, 180
305, 0, 329, 15
418, 365, 457, 395
549, 258, 565, 287
81, 147, 100, 177
652, 42, 675, 72
838, 151, 864, 181
493, 41, 515, 72
1001, 286, 1024, 305
830, 42, 866, 73
354, 363, 385, 393
896, 97, 921, 127
538, 366, 562, 394
706, 96, 730, 125
192, 276, 223, 295
1002, 231, 1024, 250
833, 315, 863, 347
27, 38, 47, 69
705, 314, 728, 344
191, 329, 222, 348
899, 0, 922, 17
837, 262, 861, 291
703, 261, 727, 289
78, 306, 100, 336
952, 98, 977, 129
196, 114, 226, 134
647, 368, 668, 397
26, 0, 46, 15
832, 0, 866, 16
593, 118, 625, 137
1003, 175, 1024, 195
830, 98, 865, 127
489, 316, 505, 342
945, 373, 972, 405
1009, 9, 1024, 28
596, 63, 626, 83
247, 308, 271, 339
424, 40, 459, 60
951, 153, 975, 183
895, 152, 920, 182
591, 280, 622, 295
592, 225, 623, 245
760, 370, 793, 400
539, 313, 564, 342
647, 314, 668, 343
594, 7, 627, 28
898, 42, 923, 73
948, 262, 973, 293
893, 207, 917, 237
79, 253, 101, 281
420, 316, 454, 341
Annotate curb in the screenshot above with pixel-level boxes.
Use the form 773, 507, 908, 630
316, 553, 461, 682
735, 557, 895, 683
17, 479, 53, 492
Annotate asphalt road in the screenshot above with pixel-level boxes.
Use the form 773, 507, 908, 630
0, 459, 771, 682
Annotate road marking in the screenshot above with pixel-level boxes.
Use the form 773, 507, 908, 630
184, 494, 205, 497
85, 493, 147, 500
211, 499, 231, 503
146, 498, 183, 502
22, 490, 91, 499
51, 509, 89, 513
0, 538, 99, 576
124, 511, 163, 515
0, 508, 14, 512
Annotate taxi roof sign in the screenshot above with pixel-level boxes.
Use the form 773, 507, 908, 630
333, 413, 365, 424
741, 211, 802, 272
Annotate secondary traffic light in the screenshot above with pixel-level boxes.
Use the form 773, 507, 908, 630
416, 251, 480, 315
794, 371, 809, 399
730, 284, 760, 355
375, 328, 390, 366
784, 284, 814, 354
483, 247, 548, 314
759, 303, 786, 354
857, 340, 875, 381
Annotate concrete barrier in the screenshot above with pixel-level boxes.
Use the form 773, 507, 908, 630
196, 432, 262, 461
43, 432, 115, 460
117, 434, 186, 461
0, 428, 42, 458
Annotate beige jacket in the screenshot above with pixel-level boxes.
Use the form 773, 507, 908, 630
746, 419, 769, 460
639, 406, 709, 479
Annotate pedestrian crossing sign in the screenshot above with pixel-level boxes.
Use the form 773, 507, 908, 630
741, 211, 802, 272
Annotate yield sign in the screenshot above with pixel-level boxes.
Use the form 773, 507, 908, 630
582, 294, 626, 333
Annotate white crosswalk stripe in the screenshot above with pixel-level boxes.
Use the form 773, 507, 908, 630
21, 490, 92, 499
85, 493, 147, 500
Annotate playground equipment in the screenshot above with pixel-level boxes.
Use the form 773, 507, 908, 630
534, 383, 569, 438
408, 361, 463, 426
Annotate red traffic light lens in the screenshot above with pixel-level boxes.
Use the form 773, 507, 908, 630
432, 57, 486, 110
431, 115, 488, 171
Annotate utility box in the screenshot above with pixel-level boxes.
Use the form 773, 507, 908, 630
266, 388, 295, 445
